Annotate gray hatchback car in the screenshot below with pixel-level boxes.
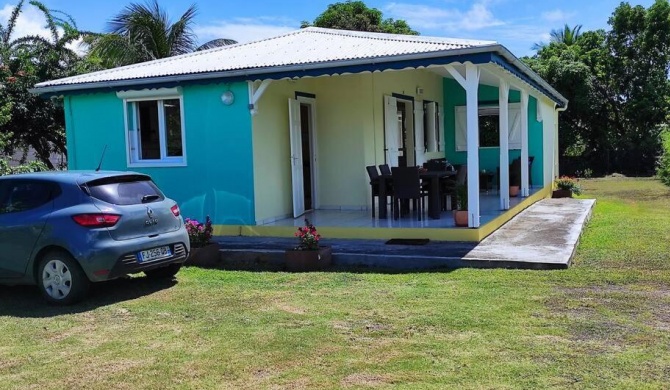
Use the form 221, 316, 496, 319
0, 171, 190, 305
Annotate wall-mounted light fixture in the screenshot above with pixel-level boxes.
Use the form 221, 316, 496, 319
221, 90, 235, 106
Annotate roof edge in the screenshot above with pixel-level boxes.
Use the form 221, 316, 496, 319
31, 44, 567, 107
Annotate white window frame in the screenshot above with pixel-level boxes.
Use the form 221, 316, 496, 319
455, 103, 521, 151
122, 94, 187, 168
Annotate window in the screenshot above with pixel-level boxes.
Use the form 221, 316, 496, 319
0, 180, 60, 214
126, 96, 185, 166
455, 104, 522, 151
85, 175, 165, 205
479, 112, 500, 147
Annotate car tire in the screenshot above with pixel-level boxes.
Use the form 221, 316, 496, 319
37, 251, 90, 305
144, 263, 181, 279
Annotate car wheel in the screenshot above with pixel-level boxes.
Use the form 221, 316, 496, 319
37, 251, 90, 305
144, 263, 181, 279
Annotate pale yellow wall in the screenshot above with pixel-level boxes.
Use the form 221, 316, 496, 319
252, 78, 317, 223
312, 74, 373, 209
252, 69, 445, 222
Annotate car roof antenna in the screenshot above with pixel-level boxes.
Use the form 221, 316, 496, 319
95, 145, 107, 172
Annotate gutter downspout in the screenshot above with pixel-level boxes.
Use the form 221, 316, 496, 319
554, 103, 568, 180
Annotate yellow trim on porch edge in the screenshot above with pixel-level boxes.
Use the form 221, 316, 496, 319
212, 186, 551, 242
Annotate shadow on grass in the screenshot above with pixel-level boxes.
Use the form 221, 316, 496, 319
0, 276, 177, 318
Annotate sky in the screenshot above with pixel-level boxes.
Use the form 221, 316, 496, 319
0, 0, 657, 57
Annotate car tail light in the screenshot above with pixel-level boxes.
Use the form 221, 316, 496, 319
72, 214, 121, 228
171, 204, 180, 217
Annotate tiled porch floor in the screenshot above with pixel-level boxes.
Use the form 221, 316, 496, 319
261, 188, 540, 228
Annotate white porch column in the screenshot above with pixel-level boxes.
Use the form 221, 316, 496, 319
446, 63, 481, 227
520, 89, 530, 197
465, 64, 481, 227
499, 80, 510, 210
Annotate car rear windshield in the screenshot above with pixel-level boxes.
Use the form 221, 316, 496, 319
85, 175, 165, 205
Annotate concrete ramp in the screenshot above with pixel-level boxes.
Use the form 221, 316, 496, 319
463, 198, 596, 268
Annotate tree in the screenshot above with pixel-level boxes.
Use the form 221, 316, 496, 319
533, 24, 583, 50
525, 0, 670, 176
0, 1, 94, 168
301, 1, 418, 35
87, 0, 237, 68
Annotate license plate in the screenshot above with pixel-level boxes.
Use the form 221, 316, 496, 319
138, 246, 171, 262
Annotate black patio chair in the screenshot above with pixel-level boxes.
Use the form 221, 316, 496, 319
366, 165, 388, 218
378, 164, 392, 176
391, 166, 428, 221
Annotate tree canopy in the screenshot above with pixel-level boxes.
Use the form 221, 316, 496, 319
524, 0, 670, 176
301, 1, 418, 35
0, 0, 96, 168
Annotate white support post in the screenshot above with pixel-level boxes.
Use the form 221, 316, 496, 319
465, 64, 481, 228
499, 80, 510, 210
446, 63, 481, 227
520, 89, 530, 197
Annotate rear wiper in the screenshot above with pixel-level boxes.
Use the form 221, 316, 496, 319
141, 194, 160, 203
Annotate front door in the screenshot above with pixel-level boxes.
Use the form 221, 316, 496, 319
288, 98, 317, 218
288, 98, 305, 218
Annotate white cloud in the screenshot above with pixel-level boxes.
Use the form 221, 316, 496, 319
0, 3, 85, 55
194, 18, 297, 44
384, 2, 504, 32
541, 9, 575, 23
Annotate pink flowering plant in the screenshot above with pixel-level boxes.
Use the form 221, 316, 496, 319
294, 219, 321, 250
185, 216, 213, 247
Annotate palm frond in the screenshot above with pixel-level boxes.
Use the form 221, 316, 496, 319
28, 1, 59, 43
195, 38, 238, 51
3, 0, 25, 45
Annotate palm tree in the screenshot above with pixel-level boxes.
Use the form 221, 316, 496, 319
533, 24, 583, 51
87, 0, 237, 68
550, 24, 583, 45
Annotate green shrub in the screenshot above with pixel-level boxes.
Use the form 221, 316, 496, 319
0, 158, 50, 176
657, 129, 670, 186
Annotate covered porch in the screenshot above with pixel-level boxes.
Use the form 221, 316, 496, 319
226, 187, 549, 242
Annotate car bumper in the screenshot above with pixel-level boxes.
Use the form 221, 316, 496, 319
75, 229, 190, 282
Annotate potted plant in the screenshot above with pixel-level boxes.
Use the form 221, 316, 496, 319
509, 166, 521, 197
552, 176, 582, 198
285, 219, 332, 272
184, 216, 219, 267
453, 184, 469, 227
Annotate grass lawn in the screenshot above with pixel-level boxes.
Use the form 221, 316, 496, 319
1, 177, 669, 389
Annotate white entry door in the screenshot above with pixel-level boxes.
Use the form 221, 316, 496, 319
384, 95, 400, 167
288, 98, 305, 218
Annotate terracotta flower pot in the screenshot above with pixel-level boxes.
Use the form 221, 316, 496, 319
453, 210, 469, 227
509, 185, 520, 197
185, 242, 220, 267
552, 189, 573, 198
284, 246, 332, 272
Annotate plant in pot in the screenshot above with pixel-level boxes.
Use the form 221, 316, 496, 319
285, 219, 332, 272
552, 176, 582, 198
509, 166, 521, 197
184, 216, 219, 267
453, 184, 469, 227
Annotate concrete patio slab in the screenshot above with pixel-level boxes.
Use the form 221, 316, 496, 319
463, 198, 596, 267
213, 198, 595, 270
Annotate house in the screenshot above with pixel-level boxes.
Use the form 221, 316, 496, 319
32, 27, 568, 242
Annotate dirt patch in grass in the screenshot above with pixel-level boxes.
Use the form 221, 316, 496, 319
548, 284, 670, 349
341, 373, 393, 388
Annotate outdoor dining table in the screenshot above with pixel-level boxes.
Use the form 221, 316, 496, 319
378, 170, 457, 220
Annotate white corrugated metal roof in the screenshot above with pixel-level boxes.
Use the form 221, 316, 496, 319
35, 27, 496, 89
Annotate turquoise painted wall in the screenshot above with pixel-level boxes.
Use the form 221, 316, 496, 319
64, 82, 255, 225
442, 78, 544, 187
